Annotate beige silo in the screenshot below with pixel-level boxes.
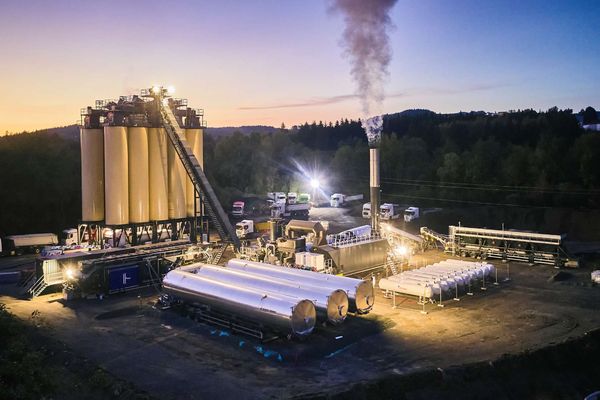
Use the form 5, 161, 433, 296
128, 127, 149, 223
185, 128, 204, 216
148, 127, 169, 221
104, 126, 129, 225
80, 127, 105, 222
168, 141, 187, 219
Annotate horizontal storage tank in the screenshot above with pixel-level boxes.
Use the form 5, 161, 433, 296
226, 259, 374, 314
162, 268, 316, 337
185, 128, 203, 217
379, 278, 434, 298
80, 127, 104, 222
128, 127, 149, 223
148, 127, 169, 221
192, 263, 348, 324
168, 140, 186, 219
104, 126, 129, 225
387, 274, 445, 294
400, 271, 459, 289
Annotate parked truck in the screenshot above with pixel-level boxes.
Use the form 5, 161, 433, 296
380, 203, 401, 220
231, 197, 271, 218
235, 220, 255, 238
362, 203, 371, 218
270, 202, 310, 219
404, 207, 420, 222
287, 192, 298, 204
1, 233, 59, 256
298, 193, 311, 204
267, 192, 287, 204
330, 193, 364, 208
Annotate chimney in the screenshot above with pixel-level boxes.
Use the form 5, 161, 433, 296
369, 146, 380, 232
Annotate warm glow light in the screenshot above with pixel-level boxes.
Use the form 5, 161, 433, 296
151, 85, 161, 94
167, 85, 175, 95
394, 245, 409, 256
65, 268, 76, 280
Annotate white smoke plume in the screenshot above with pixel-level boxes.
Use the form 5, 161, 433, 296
330, 0, 397, 146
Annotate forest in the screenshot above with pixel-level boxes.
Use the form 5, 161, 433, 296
0, 107, 599, 235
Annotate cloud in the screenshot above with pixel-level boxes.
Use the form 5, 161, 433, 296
237, 83, 508, 111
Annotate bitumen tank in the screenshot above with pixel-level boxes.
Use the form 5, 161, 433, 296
226, 259, 374, 314
162, 268, 317, 337
104, 125, 129, 225
80, 127, 104, 222
185, 127, 204, 217
148, 127, 169, 221
190, 263, 348, 324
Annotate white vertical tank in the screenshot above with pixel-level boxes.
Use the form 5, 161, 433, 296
128, 127, 149, 223
104, 126, 129, 225
168, 141, 187, 219
80, 127, 104, 222
148, 127, 169, 221
185, 128, 204, 216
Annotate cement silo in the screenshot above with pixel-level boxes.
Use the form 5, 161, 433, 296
104, 126, 129, 225
168, 141, 187, 219
148, 127, 169, 221
185, 128, 203, 216
128, 127, 149, 223
80, 127, 104, 222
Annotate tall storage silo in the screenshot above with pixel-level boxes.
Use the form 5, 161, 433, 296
104, 126, 129, 225
148, 127, 169, 221
168, 142, 187, 219
128, 127, 149, 223
80, 127, 105, 222
185, 128, 204, 216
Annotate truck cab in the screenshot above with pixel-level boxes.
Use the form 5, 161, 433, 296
235, 220, 255, 238
330, 193, 345, 207
231, 201, 245, 218
268, 192, 287, 204
404, 207, 420, 222
298, 193, 311, 203
380, 203, 401, 220
287, 192, 298, 204
362, 203, 371, 218
61, 228, 80, 246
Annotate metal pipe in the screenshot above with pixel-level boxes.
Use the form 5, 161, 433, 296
369, 147, 380, 233
226, 259, 374, 314
191, 263, 348, 324
162, 268, 316, 337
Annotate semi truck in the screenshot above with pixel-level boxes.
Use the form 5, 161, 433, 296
231, 197, 271, 218
298, 193, 311, 204
330, 193, 364, 208
270, 201, 310, 219
362, 203, 371, 218
404, 207, 420, 222
287, 192, 298, 204
380, 203, 401, 220
235, 220, 255, 238
1, 233, 59, 256
267, 192, 287, 204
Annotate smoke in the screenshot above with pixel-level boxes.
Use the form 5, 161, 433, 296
330, 0, 397, 146
330, 0, 397, 118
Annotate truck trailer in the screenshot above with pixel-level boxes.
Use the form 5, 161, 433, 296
1, 233, 59, 256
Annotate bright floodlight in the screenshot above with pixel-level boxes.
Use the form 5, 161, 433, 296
394, 245, 409, 256
167, 85, 175, 94
310, 178, 320, 189
65, 268, 75, 280
151, 85, 161, 94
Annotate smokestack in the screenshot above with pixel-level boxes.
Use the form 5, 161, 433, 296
369, 146, 380, 232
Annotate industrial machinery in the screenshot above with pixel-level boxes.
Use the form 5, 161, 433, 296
162, 267, 317, 337
79, 86, 240, 253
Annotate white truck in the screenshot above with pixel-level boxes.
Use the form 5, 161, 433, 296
380, 203, 401, 220
267, 192, 287, 204
270, 202, 310, 219
362, 203, 371, 218
235, 220, 255, 238
404, 207, 420, 222
287, 192, 298, 204
330, 193, 364, 208
1, 233, 59, 256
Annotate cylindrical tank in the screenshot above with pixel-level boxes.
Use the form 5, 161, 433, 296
192, 263, 348, 324
226, 259, 374, 314
148, 127, 169, 221
400, 270, 460, 289
80, 127, 104, 222
128, 127, 149, 223
379, 277, 434, 298
185, 128, 203, 217
387, 274, 445, 294
168, 141, 186, 219
162, 268, 316, 337
104, 126, 129, 225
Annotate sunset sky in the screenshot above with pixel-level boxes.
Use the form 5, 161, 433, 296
0, 0, 598, 133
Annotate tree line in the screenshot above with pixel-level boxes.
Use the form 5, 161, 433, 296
0, 107, 598, 235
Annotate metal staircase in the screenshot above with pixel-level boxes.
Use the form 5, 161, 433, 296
209, 244, 228, 265
159, 101, 241, 250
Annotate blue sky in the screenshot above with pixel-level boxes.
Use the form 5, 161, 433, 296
0, 0, 598, 132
